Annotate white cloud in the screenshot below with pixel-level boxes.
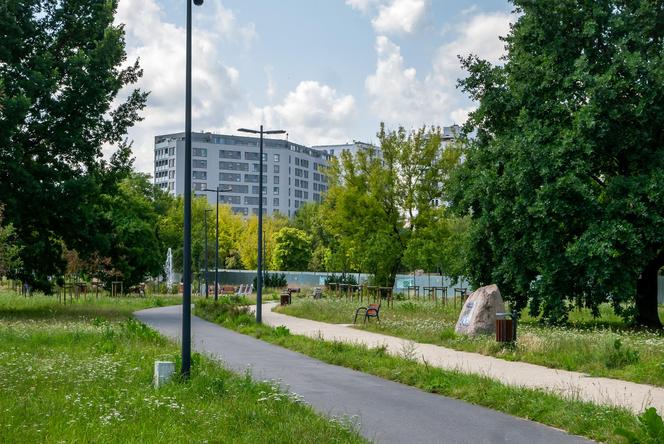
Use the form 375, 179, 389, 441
223, 81, 356, 146
365, 36, 450, 125
364, 11, 513, 128
346, 0, 427, 34
372, 0, 427, 34
112, 0, 254, 172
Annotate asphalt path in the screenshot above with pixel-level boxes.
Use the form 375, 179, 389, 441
135, 305, 591, 444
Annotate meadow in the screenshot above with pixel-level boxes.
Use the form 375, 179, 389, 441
276, 296, 664, 386
194, 297, 661, 444
0, 292, 365, 443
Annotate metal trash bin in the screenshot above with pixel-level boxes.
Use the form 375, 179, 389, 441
280, 292, 291, 306
496, 312, 517, 343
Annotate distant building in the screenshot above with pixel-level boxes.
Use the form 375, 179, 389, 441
313, 141, 380, 159
153, 132, 331, 217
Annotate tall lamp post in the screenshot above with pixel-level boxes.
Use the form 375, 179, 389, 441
237, 126, 285, 323
182, 0, 205, 378
203, 209, 212, 298
203, 186, 232, 301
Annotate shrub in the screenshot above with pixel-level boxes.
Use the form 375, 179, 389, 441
605, 338, 640, 369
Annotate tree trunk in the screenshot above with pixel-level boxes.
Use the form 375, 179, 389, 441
635, 250, 663, 329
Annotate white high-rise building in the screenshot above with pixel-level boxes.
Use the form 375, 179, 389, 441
154, 132, 331, 217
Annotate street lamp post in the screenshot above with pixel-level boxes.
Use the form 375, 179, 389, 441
203, 186, 232, 301
182, 0, 205, 378
237, 126, 285, 323
203, 209, 212, 298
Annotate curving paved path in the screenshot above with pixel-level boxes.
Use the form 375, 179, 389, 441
135, 305, 590, 444
262, 303, 664, 415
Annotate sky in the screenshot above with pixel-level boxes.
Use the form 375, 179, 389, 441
113, 0, 514, 172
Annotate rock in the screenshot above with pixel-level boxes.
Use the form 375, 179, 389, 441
454, 284, 505, 336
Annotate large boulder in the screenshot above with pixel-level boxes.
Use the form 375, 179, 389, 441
454, 284, 505, 336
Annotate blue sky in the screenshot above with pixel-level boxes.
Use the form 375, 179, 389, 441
114, 0, 513, 171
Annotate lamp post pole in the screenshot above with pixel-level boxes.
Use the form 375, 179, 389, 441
203, 186, 232, 302
182, 0, 205, 378
204, 209, 212, 298
237, 126, 286, 323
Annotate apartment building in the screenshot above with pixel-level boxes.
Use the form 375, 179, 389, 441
154, 132, 331, 217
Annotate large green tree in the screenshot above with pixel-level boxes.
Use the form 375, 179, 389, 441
0, 1, 147, 290
451, 0, 664, 327
272, 227, 312, 271
322, 125, 461, 285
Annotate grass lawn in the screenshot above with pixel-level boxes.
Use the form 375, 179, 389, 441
0, 292, 365, 443
275, 296, 664, 387
194, 298, 659, 444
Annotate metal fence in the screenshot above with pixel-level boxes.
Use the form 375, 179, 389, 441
203, 269, 471, 297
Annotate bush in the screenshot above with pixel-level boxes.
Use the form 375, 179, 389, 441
253, 272, 287, 289
324, 274, 357, 286
615, 407, 664, 443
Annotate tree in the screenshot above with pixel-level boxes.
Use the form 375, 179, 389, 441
272, 227, 312, 271
322, 125, 461, 285
95, 173, 168, 288
0, 205, 21, 277
451, 1, 664, 327
236, 214, 288, 270
291, 202, 333, 271
0, 1, 147, 290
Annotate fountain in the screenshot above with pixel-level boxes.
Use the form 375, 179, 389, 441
164, 248, 174, 294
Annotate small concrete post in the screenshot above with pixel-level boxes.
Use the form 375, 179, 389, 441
154, 361, 175, 388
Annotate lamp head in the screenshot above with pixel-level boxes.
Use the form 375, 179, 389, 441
193, 0, 204, 5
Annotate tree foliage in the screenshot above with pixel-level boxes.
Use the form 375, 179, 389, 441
272, 227, 312, 271
451, 0, 664, 327
0, 0, 147, 290
322, 125, 463, 285
0, 205, 22, 277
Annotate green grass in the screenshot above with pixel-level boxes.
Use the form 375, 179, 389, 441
276, 297, 664, 386
194, 298, 651, 443
0, 293, 365, 443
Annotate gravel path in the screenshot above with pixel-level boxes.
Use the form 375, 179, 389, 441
263, 302, 664, 415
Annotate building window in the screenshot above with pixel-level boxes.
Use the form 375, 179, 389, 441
273, 176, 279, 184
252, 186, 266, 194
314, 193, 320, 201
252, 163, 261, 172
295, 168, 303, 177
245, 152, 259, 161
295, 157, 300, 166
244, 174, 266, 183
193, 182, 206, 191
274, 165, 280, 173
300, 159, 309, 168
220, 195, 241, 205
314, 172, 320, 181
219, 150, 241, 159
303, 191, 309, 199
313, 183, 318, 191
295, 179, 299, 187
227, 184, 249, 193
168, 170, 175, 179
193, 159, 207, 168
219, 161, 248, 171
300, 180, 308, 189
274, 154, 280, 162
303, 170, 309, 179
169, 159, 175, 168
273, 198, 279, 206
273, 186, 279, 195
294, 200, 300, 209
232, 207, 249, 216
294, 189, 302, 198
220, 172, 241, 182
244, 196, 267, 206
193, 171, 207, 180
169, 148, 175, 156
193, 148, 207, 157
